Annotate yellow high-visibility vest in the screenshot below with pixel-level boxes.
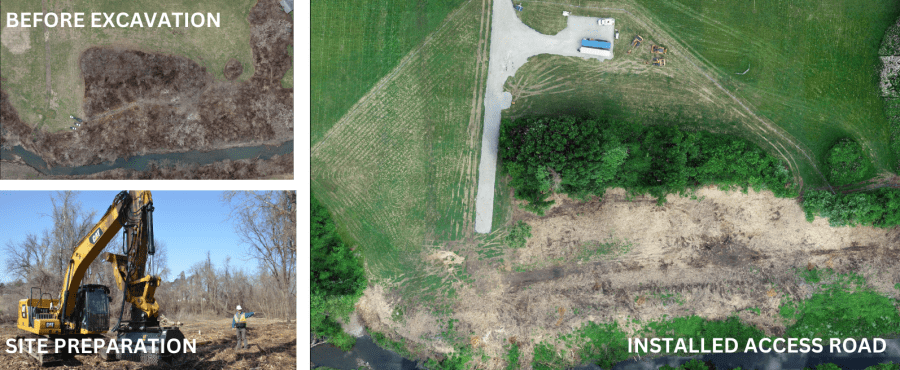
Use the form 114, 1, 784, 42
235, 313, 247, 328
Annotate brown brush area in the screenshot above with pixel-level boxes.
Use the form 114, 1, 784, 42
0, 319, 296, 369
0, 0, 293, 179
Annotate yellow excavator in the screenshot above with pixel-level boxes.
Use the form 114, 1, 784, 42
16, 191, 185, 365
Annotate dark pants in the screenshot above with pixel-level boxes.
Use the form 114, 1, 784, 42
235, 328, 248, 350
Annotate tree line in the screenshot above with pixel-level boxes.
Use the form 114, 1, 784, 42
2, 191, 296, 324
499, 116, 900, 227
311, 194, 367, 350
499, 116, 797, 212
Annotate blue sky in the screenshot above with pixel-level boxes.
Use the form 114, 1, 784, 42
0, 191, 257, 282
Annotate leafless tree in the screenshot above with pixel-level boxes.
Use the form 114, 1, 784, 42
2, 192, 97, 297
222, 191, 296, 318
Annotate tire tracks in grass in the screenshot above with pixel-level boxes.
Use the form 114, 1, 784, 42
312, 0, 479, 154
524, 0, 830, 192
459, 0, 494, 237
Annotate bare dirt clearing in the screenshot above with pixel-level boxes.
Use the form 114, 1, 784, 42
0, 26, 31, 55
0, 0, 292, 177
0, 319, 296, 369
358, 187, 900, 369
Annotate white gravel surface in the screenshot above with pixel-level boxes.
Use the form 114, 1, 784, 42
474, 3, 615, 233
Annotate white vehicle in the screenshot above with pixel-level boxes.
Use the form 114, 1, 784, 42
599, 18, 614, 26
578, 47, 612, 57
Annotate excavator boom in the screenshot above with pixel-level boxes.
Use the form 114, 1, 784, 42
16, 191, 184, 366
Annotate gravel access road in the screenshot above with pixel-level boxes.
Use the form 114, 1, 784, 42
475, 2, 615, 233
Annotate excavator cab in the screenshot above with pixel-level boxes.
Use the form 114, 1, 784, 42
74, 285, 111, 334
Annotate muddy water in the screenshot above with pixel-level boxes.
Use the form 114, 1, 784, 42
0, 140, 292, 176
310, 336, 417, 370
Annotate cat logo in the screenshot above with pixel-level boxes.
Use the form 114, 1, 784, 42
89, 228, 103, 244
46, 322, 54, 328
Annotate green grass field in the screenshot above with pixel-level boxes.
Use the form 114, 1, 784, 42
0, 0, 255, 132
282, 46, 293, 88
311, 0, 491, 303
509, 0, 900, 187
311, 0, 468, 144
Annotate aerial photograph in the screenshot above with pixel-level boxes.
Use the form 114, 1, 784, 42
311, 0, 900, 369
0, 190, 297, 368
0, 0, 294, 179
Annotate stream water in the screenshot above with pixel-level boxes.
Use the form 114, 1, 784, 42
311, 337, 900, 370
311, 336, 418, 370
0, 140, 293, 176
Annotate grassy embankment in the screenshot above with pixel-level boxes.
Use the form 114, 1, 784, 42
311, 0, 491, 343
522, 269, 900, 369
0, 0, 255, 133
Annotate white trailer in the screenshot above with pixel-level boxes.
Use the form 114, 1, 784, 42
578, 47, 612, 57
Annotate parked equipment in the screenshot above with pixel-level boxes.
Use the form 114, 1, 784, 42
579, 47, 612, 57
628, 35, 643, 54
651, 45, 667, 54
581, 38, 611, 50
16, 191, 185, 366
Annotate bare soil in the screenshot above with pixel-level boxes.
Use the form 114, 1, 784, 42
0, 0, 293, 178
357, 187, 900, 369
224, 59, 245, 81
0, 318, 296, 369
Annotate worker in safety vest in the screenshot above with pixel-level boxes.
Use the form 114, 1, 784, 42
232, 305, 255, 350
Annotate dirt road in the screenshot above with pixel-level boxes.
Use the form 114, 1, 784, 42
358, 187, 900, 369
475, 1, 616, 233
0, 318, 296, 369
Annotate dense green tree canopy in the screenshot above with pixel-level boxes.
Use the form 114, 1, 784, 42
499, 116, 797, 212
311, 195, 367, 349
802, 188, 900, 227
825, 139, 877, 186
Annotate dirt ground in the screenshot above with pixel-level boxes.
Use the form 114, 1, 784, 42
0, 153, 292, 180
0, 0, 292, 179
356, 187, 900, 369
224, 59, 245, 81
0, 160, 44, 179
0, 318, 296, 369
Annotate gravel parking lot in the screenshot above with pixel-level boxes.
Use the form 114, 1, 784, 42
475, 2, 615, 233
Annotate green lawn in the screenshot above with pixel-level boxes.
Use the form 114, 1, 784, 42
0, 0, 255, 133
311, 0, 467, 144
510, 0, 900, 186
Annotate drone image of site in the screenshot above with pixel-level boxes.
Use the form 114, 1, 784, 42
311, 0, 900, 369
0, 0, 294, 180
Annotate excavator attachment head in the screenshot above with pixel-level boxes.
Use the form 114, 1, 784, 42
631, 35, 643, 49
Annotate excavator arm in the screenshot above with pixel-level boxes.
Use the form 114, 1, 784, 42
101, 190, 163, 327
17, 191, 185, 366
56, 192, 129, 323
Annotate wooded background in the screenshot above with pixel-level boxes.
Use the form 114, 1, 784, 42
1, 191, 296, 323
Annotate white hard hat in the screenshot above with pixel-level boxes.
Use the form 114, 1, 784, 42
236, 305, 242, 310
